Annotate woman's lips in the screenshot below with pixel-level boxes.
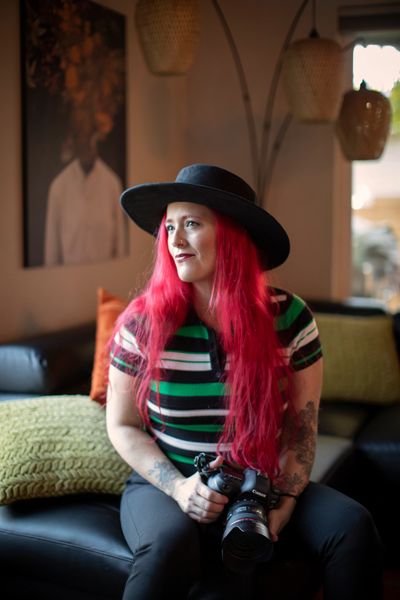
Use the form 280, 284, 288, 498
175, 254, 195, 262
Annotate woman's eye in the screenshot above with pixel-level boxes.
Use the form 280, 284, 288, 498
166, 224, 174, 233
186, 220, 199, 228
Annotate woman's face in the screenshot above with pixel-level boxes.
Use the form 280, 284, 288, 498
165, 202, 217, 288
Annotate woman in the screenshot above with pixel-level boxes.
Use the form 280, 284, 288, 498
106, 164, 382, 599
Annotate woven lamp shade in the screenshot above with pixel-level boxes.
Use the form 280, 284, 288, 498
135, 0, 200, 76
336, 81, 392, 160
281, 35, 345, 122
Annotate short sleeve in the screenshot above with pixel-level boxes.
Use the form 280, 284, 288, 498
274, 289, 323, 371
109, 320, 145, 377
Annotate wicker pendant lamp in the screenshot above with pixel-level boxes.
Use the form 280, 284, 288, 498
135, 0, 200, 76
281, 28, 345, 122
336, 80, 392, 160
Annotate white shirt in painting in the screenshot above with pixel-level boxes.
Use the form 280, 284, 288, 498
44, 158, 126, 266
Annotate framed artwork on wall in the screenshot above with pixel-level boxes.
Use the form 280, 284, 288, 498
20, 0, 128, 268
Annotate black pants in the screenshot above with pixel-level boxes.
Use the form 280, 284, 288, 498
120, 472, 383, 600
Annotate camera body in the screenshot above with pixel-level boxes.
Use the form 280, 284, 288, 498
194, 453, 280, 573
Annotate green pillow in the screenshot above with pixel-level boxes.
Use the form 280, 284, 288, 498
0, 395, 131, 505
315, 313, 400, 404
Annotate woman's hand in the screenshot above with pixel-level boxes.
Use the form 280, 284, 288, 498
172, 456, 229, 523
267, 496, 297, 542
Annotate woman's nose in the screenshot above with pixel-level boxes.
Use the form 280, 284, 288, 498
171, 229, 187, 248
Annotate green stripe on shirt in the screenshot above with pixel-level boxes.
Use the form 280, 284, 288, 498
109, 352, 137, 372
275, 294, 305, 330
150, 415, 224, 432
293, 323, 318, 350
162, 358, 210, 364
150, 380, 225, 397
292, 346, 322, 367
175, 325, 209, 339
165, 451, 196, 465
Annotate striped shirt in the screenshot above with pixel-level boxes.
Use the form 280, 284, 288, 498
110, 288, 322, 476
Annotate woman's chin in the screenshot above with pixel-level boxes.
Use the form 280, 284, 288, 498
176, 271, 196, 283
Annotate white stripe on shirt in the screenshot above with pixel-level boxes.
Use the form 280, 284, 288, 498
288, 319, 319, 353
151, 428, 231, 452
147, 400, 229, 418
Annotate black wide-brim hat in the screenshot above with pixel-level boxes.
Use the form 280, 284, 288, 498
120, 164, 290, 270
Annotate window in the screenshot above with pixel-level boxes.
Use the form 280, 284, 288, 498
351, 44, 400, 311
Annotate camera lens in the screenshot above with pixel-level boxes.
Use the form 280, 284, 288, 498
221, 498, 273, 573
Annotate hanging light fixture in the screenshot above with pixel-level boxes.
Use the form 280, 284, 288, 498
135, 0, 392, 202
135, 0, 200, 76
280, 0, 345, 123
281, 31, 345, 122
336, 80, 392, 160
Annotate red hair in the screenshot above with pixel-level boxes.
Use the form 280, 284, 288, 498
115, 212, 289, 476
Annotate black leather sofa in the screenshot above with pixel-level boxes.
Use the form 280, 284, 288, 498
0, 299, 399, 599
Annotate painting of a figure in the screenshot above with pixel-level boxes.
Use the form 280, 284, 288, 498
21, 0, 127, 267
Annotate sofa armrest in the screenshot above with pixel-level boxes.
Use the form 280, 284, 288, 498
355, 404, 400, 486
0, 323, 96, 396
311, 434, 353, 484
318, 401, 378, 439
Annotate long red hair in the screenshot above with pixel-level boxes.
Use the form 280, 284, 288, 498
115, 211, 289, 476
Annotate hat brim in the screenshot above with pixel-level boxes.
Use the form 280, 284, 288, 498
120, 182, 290, 270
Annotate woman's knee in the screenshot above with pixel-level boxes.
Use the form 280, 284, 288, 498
294, 483, 382, 560
121, 490, 201, 569
149, 516, 201, 567
336, 500, 382, 557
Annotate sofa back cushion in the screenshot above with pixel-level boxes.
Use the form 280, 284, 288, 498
90, 288, 127, 404
315, 313, 400, 404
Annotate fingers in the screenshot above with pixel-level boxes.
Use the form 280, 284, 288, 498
268, 501, 295, 542
175, 458, 229, 523
188, 496, 225, 523
187, 479, 228, 523
209, 455, 224, 470
197, 481, 229, 505
191, 458, 228, 523
188, 511, 217, 524
188, 508, 221, 524
193, 484, 227, 512
267, 512, 280, 542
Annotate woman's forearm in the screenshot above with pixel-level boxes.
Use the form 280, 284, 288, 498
275, 358, 323, 497
107, 422, 186, 498
274, 400, 318, 497
106, 369, 187, 499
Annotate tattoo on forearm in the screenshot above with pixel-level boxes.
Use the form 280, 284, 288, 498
147, 460, 179, 494
276, 401, 317, 494
275, 472, 304, 493
292, 401, 317, 472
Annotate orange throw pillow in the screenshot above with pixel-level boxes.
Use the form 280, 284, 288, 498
90, 288, 127, 405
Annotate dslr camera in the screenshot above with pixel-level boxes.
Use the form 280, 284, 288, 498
194, 453, 281, 574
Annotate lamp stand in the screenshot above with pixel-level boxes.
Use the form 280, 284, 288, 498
212, 0, 311, 205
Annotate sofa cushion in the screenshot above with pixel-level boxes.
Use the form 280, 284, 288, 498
0, 323, 95, 395
310, 434, 353, 483
315, 313, 400, 404
0, 395, 130, 504
90, 288, 127, 405
318, 401, 377, 438
0, 494, 131, 599
356, 404, 400, 486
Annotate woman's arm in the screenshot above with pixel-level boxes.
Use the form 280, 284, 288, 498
275, 357, 323, 495
106, 364, 228, 522
268, 358, 323, 541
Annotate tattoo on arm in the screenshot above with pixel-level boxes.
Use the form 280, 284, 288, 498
275, 400, 317, 494
275, 472, 304, 493
292, 401, 317, 471
147, 460, 180, 495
